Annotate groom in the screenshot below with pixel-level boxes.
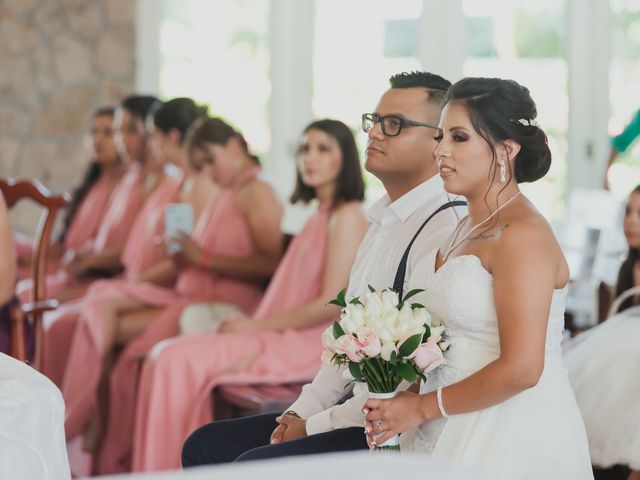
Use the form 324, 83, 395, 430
182, 71, 463, 465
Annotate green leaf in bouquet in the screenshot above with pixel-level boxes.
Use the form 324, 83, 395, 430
349, 297, 363, 306
389, 350, 399, 365
329, 288, 347, 307
402, 288, 425, 302
397, 361, 417, 383
348, 361, 363, 382
421, 324, 431, 343
410, 303, 425, 310
368, 284, 376, 293
398, 333, 422, 357
332, 321, 345, 339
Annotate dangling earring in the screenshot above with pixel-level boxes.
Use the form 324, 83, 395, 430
499, 161, 506, 183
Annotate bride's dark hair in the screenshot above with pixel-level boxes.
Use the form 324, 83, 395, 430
445, 77, 551, 184
615, 184, 640, 312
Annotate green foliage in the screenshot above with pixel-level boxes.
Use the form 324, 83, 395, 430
397, 362, 417, 383
332, 321, 345, 339
329, 289, 347, 308
348, 362, 363, 382
398, 333, 422, 357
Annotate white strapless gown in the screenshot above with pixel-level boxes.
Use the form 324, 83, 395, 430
564, 306, 640, 470
0, 353, 70, 479
400, 250, 593, 480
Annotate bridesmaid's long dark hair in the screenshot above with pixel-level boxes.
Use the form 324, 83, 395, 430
615, 184, 640, 312
58, 106, 115, 243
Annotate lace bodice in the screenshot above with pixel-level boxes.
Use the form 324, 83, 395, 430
413, 249, 566, 372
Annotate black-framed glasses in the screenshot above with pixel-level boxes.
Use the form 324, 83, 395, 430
361, 113, 440, 137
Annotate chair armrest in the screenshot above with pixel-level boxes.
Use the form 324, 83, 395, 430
21, 299, 59, 316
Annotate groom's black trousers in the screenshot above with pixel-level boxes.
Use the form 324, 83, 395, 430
181, 412, 368, 466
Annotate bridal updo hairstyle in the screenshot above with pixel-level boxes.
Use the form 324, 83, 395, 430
445, 77, 551, 184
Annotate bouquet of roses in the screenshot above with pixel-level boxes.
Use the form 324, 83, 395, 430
321, 286, 449, 450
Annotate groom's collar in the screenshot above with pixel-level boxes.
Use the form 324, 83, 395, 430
367, 174, 445, 227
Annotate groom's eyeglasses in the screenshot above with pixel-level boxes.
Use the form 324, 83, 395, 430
362, 113, 441, 137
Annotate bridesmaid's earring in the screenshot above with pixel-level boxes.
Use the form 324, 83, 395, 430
499, 161, 506, 183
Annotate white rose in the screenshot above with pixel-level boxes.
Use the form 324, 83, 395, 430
340, 303, 365, 334
396, 303, 425, 341
430, 325, 446, 339
380, 309, 400, 341
381, 289, 400, 313
321, 326, 337, 351
362, 290, 385, 319
412, 307, 432, 327
380, 341, 397, 361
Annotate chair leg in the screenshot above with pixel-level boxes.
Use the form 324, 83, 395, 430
9, 307, 27, 362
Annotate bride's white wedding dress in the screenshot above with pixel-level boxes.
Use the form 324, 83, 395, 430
0, 353, 70, 479
400, 249, 593, 480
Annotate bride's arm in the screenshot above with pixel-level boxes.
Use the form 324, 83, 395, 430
364, 221, 562, 446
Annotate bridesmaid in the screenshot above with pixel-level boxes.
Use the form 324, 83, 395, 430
17, 96, 159, 305
41, 97, 207, 389
64, 117, 284, 474
565, 185, 640, 480
132, 119, 368, 472
16, 107, 125, 281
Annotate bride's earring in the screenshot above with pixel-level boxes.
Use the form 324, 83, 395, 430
499, 161, 506, 183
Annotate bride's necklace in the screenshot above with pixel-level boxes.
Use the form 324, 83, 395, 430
442, 190, 521, 262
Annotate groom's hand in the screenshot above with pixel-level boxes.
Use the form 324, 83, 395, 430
271, 414, 307, 444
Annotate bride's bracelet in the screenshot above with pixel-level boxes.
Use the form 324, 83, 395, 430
436, 386, 449, 418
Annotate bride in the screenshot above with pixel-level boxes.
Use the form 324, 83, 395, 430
363, 77, 593, 479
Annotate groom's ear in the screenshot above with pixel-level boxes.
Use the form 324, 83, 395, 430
500, 139, 521, 163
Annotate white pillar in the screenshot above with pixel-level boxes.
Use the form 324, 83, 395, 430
135, 0, 161, 95
268, 0, 314, 198
418, 0, 464, 83
566, 0, 611, 189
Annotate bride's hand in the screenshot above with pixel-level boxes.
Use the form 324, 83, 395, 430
363, 391, 429, 447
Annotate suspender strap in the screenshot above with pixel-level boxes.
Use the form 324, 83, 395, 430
392, 200, 466, 299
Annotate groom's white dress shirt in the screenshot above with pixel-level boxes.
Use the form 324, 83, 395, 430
287, 174, 465, 435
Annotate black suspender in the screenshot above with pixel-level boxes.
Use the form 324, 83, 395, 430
392, 200, 466, 299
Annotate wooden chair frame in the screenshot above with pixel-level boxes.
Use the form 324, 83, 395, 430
1, 178, 68, 370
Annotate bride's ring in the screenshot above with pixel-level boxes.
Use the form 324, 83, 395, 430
374, 420, 384, 432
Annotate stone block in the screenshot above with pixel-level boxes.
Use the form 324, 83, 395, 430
96, 27, 134, 79
37, 84, 98, 135
54, 34, 95, 85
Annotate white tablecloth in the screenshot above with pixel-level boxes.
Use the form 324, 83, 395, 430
93, 451, 484, 480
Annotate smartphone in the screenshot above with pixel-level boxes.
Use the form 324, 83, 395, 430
164, 203, 194, 254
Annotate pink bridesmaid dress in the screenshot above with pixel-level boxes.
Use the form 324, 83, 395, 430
16, 172, 119, 282
16, 164, 146, 304
64, 167, 272, 473
42, 172, 184, 388
131, 203, 333, 472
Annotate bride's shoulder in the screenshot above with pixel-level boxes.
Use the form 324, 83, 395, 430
493, 213, 561, 266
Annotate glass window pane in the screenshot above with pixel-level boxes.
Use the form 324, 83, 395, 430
313, 0, 423, 202
608, 0, 640, 197
158, 0, 271, 159
462, 0, 567, 220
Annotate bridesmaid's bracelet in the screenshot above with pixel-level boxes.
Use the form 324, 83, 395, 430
436, 386, 449, 418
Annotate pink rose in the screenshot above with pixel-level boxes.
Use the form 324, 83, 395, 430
410, 342, 446, 372
334, 335, 364, 363
357, 328, 382, 357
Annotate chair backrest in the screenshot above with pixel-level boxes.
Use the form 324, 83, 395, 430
0, 178, 68, 368
607, 285, 640, 319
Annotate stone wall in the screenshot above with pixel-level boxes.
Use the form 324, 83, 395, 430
0, 0, 135, 233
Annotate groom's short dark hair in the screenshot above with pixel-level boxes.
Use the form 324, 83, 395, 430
389, 71, 451, 109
